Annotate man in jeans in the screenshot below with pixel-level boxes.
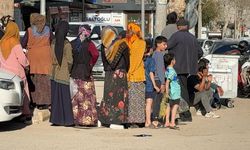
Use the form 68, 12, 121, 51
187, 66, 220, 118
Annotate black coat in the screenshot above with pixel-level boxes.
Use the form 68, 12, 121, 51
168, 30, 203, 75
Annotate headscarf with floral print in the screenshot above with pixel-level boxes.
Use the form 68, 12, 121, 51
101, 26, 128, 65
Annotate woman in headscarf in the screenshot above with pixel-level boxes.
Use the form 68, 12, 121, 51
0, 22, 31, 123
21, 13, 53, 110
98, 26, 130, 128
126, 23, 146, 127
70, 25, 99, 126
49, 21, 74, 126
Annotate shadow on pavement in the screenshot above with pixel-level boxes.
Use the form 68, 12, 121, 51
0, 120, 29, 132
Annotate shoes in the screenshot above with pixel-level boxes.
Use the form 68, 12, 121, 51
196, 109, 202, 116
205, 112, 220, 118
169, 125, 180, 130
110, 124, 124, 129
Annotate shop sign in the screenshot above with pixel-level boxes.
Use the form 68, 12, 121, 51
103, 0, 127, 3
86, 12, 111, 23
111, 12, 124, 25
50, 0, 73, 2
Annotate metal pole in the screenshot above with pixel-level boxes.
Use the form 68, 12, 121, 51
141, 0, 145, 39
40, 0, 46, 16
82, 0, 85, 21
198, 0, 202, 38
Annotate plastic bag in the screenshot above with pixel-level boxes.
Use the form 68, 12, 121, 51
69, 77, 78, 99
178, 97, 190, 113
159, 92, 169, 119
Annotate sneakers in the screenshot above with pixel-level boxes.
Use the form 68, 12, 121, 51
196, 109, 202, 116
205, 112, 220, 118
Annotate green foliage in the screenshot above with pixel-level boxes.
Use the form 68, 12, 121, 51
202, 0, 220, 26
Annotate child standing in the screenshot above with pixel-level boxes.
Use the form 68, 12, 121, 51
144, 41, 160, 128
152, 36, 168, 128
164, 53, 181, 129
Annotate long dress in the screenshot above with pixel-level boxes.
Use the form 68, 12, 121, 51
70, 40, 99, 126
98, 39, 130, 125
49, 40, 74, 126
22, 27, 52, 105
99, 69, 129, 124
71, 77, 98, 125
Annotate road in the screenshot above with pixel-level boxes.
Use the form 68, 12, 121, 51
0, 81, 250, 150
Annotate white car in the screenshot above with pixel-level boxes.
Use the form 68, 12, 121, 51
0, 69, 24, 122
68, 22, 124, 46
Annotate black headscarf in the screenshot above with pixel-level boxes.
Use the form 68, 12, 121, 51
54, 21, 69, 66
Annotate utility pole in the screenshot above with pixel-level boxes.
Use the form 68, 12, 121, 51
198, 0, 202, 38
141, 0, 145, 39
155, 0, 167, 36
40, 0, 46, 16
82, 0, 85, 21
234, 4, 237, 39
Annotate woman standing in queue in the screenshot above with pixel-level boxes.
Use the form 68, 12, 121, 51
98, 26, 130, 128
21, 13, 53, 109
126, 23, 146, 127
0, 22, 31, 123
49, 21, 74, 126
70, 25, 99, 126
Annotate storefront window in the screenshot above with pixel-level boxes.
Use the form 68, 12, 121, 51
127, 13, 151, 37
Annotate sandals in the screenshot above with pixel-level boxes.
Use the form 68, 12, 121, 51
145, 124, 159, 129
169, 125, 180, 130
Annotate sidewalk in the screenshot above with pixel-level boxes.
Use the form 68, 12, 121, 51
0, 98, 250, 150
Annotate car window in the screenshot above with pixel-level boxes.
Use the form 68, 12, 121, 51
213, 44, 239, 54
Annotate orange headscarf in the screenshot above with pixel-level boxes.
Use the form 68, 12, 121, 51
127, 23, 142, 49
0, 22, 20, 60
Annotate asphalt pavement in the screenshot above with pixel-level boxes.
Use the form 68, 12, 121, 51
0, 81, 250, 150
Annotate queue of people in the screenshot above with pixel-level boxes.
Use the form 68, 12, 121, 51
0, 12, 225, 129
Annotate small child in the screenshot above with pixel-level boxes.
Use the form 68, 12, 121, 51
164, 53, 181, 130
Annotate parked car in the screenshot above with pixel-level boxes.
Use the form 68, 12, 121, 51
0, 69, 24, 122
209, 40, 239, 54
68, 22, 124, 47
198, 39, 214, 56
92, 45, 104, 80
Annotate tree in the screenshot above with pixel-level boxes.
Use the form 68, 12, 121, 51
201, 0, 220, 27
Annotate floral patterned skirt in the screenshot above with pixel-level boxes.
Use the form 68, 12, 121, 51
71, 78, 97, 126
98, 70, 128, 125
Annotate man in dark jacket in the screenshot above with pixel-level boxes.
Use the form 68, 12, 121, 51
167, 18, 203, 122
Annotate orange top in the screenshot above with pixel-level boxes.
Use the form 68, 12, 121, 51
127, 23, 145, 82
27, 28, 52, 74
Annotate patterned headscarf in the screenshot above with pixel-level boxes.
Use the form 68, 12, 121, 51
78, 25, 91, 37
101, 26, 127, 64
30, 13, 46, 33
127, 23, 142, 49
0, 22, 20, 60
